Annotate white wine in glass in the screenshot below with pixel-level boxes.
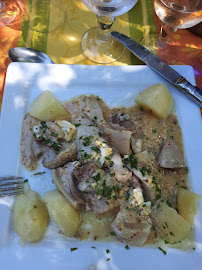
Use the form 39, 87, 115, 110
145, 0, 202, 64
81, 0, 138, 64
0, 0, 17, 27
155, 0, 202, 29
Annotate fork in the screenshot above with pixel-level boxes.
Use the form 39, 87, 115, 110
0, 177, 24, 198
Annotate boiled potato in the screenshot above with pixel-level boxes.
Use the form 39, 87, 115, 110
43, 190, 80, 237
13, 190, 49, 242
156, 202, 190, 243
177, 188, 202, 227
135, 84, 173, 119
30, 90, 69, 121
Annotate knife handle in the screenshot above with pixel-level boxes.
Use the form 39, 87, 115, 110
178, 78, 202, 107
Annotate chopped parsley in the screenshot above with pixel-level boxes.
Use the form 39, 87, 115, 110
83, 136, 93, 146
93, 173, 101, 182
111, 232, 116, 236
123, 155, 138, 169
24, 179, 28, 183
125, 245, 130, 250
109, 160, 114, 167
70, 248, 78, 252
158, 247, 167, 255
166, 200, 172, 207
94, 116, 97, 120
107, 258, 110, 261
83, 153, 92, 159
33, 172, 46, 176
140, 165, 151, 176
91, 246, 96, 249
123, 191, 130, 201
91, 146, 101, 153
152, 129, 157, 134
50, 132, 58, 137
75, 123, 81, 127
106, 249, 110, 254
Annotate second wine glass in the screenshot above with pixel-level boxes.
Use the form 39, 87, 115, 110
81, 0, 138, 64
144, 0, 202, 64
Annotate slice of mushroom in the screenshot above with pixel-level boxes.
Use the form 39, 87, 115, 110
21, 114, 42, 171
158, 140, 185, 169
131, 136, 143, 154
102, 124, 132, 155
124, 152, 158, 201
52, 162, 85, 211
83, 101, 105, 126
111, 206, 152, 246
42, 142, 78, 169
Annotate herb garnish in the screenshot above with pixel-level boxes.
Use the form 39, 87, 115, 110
125, 245, 130, 250
140, 165, 151, 176
158, 247, 167, 255
83, 136, 93, 146
70, 248, 78, 252
50, 132, 58, 137
123, 155, 138, 169
91, 146, 101, 153
93, 173, 101, 182
33, 172, 46, 176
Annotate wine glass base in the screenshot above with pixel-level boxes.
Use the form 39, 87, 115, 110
0, 0, 17, 27
81, 27, 125, 64
141, 34, 179, 65
29, 0, 65, 33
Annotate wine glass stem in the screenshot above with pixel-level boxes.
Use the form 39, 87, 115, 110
96, 15, 115, 42
157, 23, 177, 48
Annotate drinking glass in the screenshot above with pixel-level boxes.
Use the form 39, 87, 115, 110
81, 0, 138, 64
0, 0, 17, 27
143, 0, 202, 64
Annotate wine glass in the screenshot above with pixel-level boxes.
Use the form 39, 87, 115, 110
81, 0, 139, 64
0, 0, 17, 27
143, 0, 202, 64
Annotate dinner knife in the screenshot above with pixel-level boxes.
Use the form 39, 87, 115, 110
111, 31, 202, 107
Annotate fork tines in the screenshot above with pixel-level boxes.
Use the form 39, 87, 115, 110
0, 176, 24, 198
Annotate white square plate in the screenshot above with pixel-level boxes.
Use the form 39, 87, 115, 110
0, 63, 201, 270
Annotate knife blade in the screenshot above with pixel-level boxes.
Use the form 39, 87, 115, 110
111, 31, 202, 107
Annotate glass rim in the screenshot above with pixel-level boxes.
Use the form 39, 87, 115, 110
160, 0, 202, 13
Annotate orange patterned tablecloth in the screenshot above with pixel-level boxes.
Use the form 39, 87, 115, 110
0, 0, 201, 113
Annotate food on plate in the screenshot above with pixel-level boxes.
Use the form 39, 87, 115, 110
177, 188, 202, 227
21, 114, 77, 171
30, 90, 69, 121
43, 189, 80, 237
17, 85, 201, 248
13, 187, 49, 242
135, 84, 173, 119
156, 202, 191, 243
